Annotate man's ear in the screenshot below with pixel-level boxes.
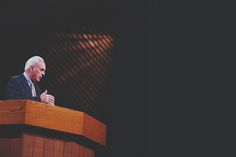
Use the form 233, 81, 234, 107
31, 66, 34, 71
30, 66, 34, 75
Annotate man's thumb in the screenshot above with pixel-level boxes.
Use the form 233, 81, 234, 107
43, 90, 47, 94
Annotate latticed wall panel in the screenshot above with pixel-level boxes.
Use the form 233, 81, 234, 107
38, 31, 113, 121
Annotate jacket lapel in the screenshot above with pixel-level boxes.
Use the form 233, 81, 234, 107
19, 74, 32, 97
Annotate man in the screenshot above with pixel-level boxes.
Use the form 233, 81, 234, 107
5, 56, 55, 105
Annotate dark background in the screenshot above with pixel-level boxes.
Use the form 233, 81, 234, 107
0, 0, 153, 157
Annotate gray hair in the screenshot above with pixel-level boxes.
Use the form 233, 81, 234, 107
24, 56, 44, 71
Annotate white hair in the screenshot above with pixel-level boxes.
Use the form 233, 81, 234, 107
24, 56, 44, 71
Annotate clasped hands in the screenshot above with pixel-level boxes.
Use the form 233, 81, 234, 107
40, 90, 55, 105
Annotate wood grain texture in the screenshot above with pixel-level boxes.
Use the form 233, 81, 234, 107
25, 100, 84, 136
0, 100, 106, 146
9, 137, 21, 157
43, 137, 54, 157
33, 135, 44, 157
21, 133, 34, 157
0, 138, 10, 157
0, 100, 26, 124
64, 141, 73, 157
0, 133, 94, 157
54, 139, 64, 157
84, 114, 107, 145
0, 137, 22, 157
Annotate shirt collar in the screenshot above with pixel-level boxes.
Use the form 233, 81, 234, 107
23, 72, 33, 85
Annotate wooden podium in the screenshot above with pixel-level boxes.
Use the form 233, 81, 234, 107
0, 100, 106, 157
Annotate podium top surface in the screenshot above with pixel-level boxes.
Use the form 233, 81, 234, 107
0, 100, 106, 146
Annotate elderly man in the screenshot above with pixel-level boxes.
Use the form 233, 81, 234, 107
6, 56, 55, 105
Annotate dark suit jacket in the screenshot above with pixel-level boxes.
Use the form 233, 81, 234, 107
5, 74, 41, 101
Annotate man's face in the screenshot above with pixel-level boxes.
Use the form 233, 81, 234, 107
30, 61, 46, 82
